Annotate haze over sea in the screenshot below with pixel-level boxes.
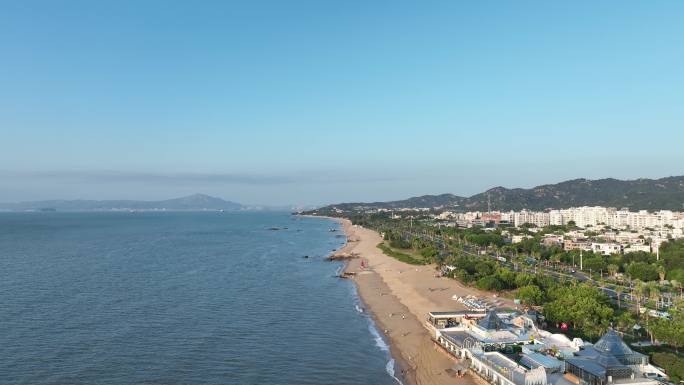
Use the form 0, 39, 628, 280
0, 211, 398, 385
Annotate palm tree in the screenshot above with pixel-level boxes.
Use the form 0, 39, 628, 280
634, 280, 648, 313
648, 283, 661, 309
607, 264, 619, 278
615, 286, 624, 309
657, 265, 666, 283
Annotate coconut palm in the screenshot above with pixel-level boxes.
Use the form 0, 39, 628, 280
615, 286, 624, 309
634, 280, 648, 313
607, 264, 619, 278
648, 283, 661, 308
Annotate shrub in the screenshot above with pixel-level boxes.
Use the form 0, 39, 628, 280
651, 352, 684, 383
377, 243, 427, 265
518, 285, 543, 305
626, 262, 659, 281
476, 276, 504, 291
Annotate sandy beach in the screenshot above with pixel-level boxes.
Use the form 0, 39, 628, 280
331, 218, 515, 385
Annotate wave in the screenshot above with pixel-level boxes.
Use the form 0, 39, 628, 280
368, 323, 389, 352
365, 310, 403, 384
386, 359, 401, 385
335, 239, 402, 385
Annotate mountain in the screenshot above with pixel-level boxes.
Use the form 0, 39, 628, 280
0, 194, 243, 212
309, 176, 684, 213
155, 194, 242, 211
326, 193, 468, 210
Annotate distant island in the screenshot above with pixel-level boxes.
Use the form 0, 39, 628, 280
0, 193, 243, 212
308, 175, 684, 213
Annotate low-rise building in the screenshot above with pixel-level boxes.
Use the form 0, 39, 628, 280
591, 243, 623, 255
564, 238, 592, 251
428, 309, 667, 385
565, 330, 653, 385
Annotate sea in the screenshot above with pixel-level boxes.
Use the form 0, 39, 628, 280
0, 211, 400, 385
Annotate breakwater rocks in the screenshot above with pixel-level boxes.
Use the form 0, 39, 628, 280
337, 272, 356, 279
326, 252, 360, 261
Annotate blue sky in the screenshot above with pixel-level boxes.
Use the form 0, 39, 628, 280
1, 1, 682, 205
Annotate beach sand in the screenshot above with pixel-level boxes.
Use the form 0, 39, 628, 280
332, 218, 516, 385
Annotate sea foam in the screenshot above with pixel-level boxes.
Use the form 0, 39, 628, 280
366, 314, 403, 384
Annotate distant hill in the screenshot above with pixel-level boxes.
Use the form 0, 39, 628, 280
0, 193, 243, 212
326, 193, 467, 210
309, 176, 684, 213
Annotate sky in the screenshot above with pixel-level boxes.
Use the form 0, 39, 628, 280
1, 1, 683, 206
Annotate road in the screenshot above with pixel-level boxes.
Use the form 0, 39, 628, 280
398, 228, 675, 315
415, 233, 645, 311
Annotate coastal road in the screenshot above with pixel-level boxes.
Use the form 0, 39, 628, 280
400, 230, 649, 312
448, 244, 642, 311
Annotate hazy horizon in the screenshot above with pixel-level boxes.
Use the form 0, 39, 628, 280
2, 1, 683, 206
1, 173, 682, 207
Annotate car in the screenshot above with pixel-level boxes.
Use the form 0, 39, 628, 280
571, 269, 576, 273
642, 372, 667, 381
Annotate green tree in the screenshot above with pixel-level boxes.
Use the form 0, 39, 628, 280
583, 255, 607, 273
650, 307, 684, 353
626, 262, 659, 281
514, 272, 536, 288
607, 264, 619, 277
634, 280, 649, 313
518, 285, 543, 305
672, 280, 683, 299
615, 286, 624, 309
615, 311, 636, 331
544, 284, 614, 338
476, 276, 504, 291
648, 283, 661, 307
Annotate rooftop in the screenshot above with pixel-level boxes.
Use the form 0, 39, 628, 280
478, 309, 507, 331
593, 330, 641, 360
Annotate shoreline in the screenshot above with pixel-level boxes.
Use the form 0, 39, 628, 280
309, 214, 411, 384
324, 215, 418, 385
321, 215, 511, 385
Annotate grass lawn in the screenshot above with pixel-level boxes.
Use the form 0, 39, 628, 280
377, 242, 429, 265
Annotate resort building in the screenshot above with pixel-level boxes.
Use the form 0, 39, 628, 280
431, 309, 540, 358
428, 309, 667, 385
564, 330, 655, 385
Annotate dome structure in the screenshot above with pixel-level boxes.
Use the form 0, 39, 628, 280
594, 329, 634, 356
477, 309, 506, 331
594, 329, 646, 365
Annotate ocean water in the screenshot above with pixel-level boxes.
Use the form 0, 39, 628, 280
0, 211, 399, 385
